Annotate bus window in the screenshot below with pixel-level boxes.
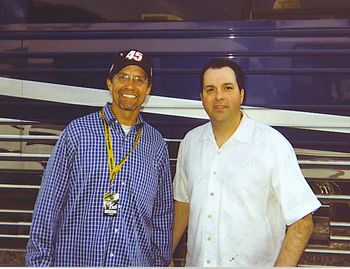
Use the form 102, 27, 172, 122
1, 0, 350, 24
252, 0, 350, 19
0, 0, 249, 24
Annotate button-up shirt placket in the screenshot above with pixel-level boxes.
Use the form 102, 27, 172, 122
203, 138, 223, 267
104, 120, 140, 266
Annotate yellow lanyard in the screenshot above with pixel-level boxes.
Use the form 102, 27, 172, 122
100, 109, 142, 182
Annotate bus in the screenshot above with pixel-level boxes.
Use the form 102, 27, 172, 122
0, 0, 349, 266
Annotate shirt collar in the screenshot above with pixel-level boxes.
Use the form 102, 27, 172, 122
103, 102, 144, 130
231, 112, 254, 143
202, 111, 254, 144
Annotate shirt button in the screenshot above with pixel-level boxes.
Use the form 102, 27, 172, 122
206, 260, 211, 264
213, 171, 217, 175
208, 214, 212, 219
207, 237, 212, 241
110, 253, 114, 257
210, 192, 214, 196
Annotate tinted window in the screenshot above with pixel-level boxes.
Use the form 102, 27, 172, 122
0, 0, 248, 23
252, 0, 350, 19
1, 0, 350, 24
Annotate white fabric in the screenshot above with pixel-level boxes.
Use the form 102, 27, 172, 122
174, 113, 321, 267
120, 123, 132, 135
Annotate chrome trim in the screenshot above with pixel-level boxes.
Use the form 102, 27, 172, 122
0, 135, 59, 140
0, 234, 29, 239
0, 153, 50, 158
299, 160, 350, 166
305, 248, 350, 254
330, 235, 350, 241
0, 184, 40, 189
0, 222, 31, 226
0, 209, 33, 214
316, 194, 350, 201
330, 221, 350, 227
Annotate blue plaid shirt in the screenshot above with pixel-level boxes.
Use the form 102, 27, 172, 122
26, 103, 174, 267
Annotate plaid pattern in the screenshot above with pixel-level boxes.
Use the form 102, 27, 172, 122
25, 103, 173, 267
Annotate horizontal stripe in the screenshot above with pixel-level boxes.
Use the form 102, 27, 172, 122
1, 77, 349, 133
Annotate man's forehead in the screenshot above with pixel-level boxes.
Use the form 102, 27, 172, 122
118, 65, 147, 75
205, 66, 237, 76
204, 67, 238, 83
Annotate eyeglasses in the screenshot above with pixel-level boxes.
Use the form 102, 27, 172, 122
115, 73, 148, 86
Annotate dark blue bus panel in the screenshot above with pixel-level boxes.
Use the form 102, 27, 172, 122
0, 0, 350, 266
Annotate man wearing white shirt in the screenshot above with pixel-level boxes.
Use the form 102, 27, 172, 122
172, 58, 321, 267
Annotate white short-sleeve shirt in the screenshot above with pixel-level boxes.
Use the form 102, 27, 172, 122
173, 113, 321, 267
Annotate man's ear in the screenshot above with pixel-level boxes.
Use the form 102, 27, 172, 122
200, 92, 203, 101
240, 89, 245, 104
106, 78, 112, 92
146, 83, 152, 95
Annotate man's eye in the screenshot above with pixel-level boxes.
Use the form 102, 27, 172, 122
206, 88, 214, 93
118, 74, 129, 80
134, 76, 145, 83
225, 86, 233, 91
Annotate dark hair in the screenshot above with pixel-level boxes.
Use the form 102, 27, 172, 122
200, 58, 245, 92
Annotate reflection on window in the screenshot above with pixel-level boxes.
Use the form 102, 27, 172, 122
141, 13, 183, 21
253, 0, 350, 19
272, 0, 300, 10
0, 0, 350, 24
0, 0, 248, 23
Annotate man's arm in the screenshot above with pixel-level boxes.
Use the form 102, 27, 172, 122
170, 138, 190, 266
172, 201, 189, 254
275, 213, 314, 267
25, 130, 74, 266
151, 144, 174, 266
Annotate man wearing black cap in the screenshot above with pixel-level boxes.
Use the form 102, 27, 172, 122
26, 49, 173, 267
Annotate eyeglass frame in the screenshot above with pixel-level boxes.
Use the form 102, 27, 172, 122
114, 72, 149, 86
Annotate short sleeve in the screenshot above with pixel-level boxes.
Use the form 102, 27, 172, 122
173, 138, 189, 203
270, 130, 321, 226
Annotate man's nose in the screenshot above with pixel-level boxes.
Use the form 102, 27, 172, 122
215, 89, 224, 100
125, 77, 136, 87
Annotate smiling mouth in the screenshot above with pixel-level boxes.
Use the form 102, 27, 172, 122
214, 105, 227, 109
122, 93, 137, 99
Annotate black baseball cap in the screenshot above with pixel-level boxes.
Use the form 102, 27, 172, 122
108, 49, 153, 82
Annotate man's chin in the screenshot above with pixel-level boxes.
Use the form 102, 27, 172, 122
120, 104, 140, 112
210, 115, 229, 123
121, 107, 136, 112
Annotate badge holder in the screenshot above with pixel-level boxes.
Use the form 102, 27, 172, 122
103, 193, 119, 217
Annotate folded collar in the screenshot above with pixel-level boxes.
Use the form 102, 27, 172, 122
201, 112, 254, 145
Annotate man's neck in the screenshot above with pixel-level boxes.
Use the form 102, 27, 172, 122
212, 113, 242, 148
111, 104, 139, 126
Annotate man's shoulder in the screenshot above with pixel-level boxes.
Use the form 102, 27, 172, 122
142, 121, 167, 143
248, 117, 282, 137
183, 122, 210, 141
69, 109, 100, 127
65, 110, 100, 134
247, 117, 271, 131
248, 117, 292, 148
